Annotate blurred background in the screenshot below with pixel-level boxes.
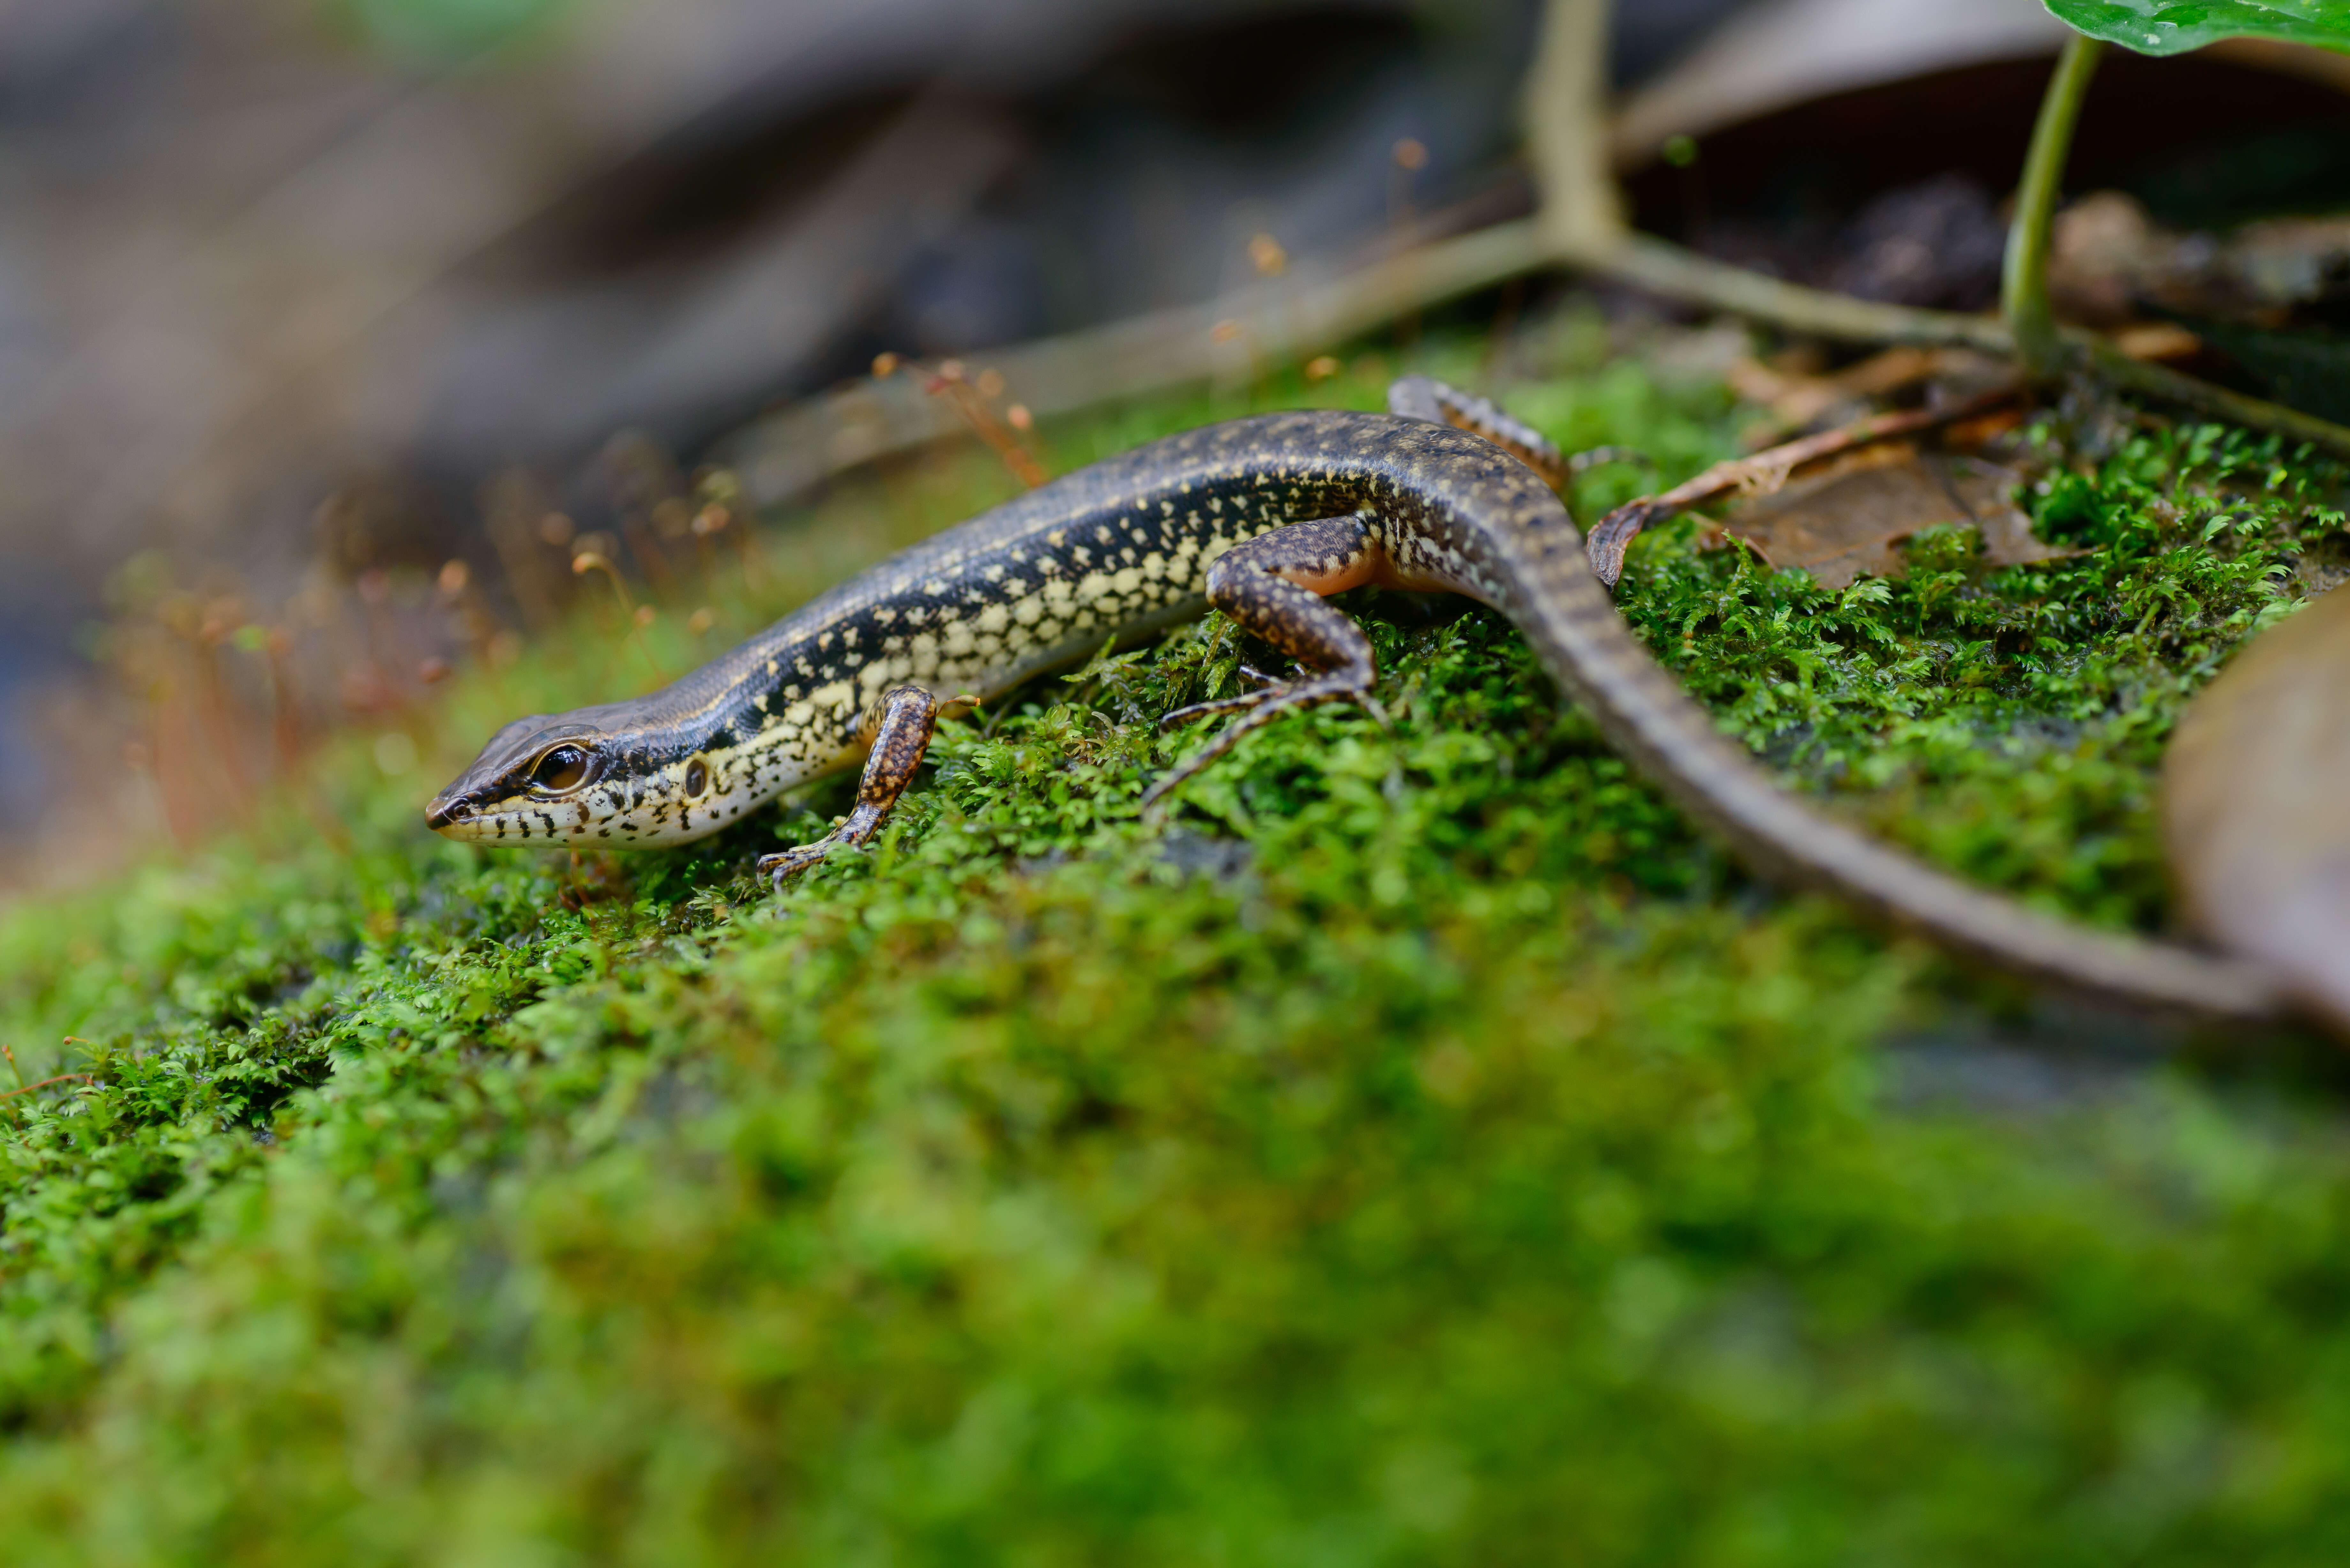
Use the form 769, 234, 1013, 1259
4, 0, 2349, 889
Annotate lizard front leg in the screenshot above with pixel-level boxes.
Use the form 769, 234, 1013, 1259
760, 684, 939, 889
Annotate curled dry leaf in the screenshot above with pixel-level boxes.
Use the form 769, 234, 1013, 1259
1585, 384, 2023, 585
2165, 586, 2350, 1033
1717, 443, 2075, 590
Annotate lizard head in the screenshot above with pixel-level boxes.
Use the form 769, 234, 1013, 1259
426, 715, 616, 844
428, 705, 742, 848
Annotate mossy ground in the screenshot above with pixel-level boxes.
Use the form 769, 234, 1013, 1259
5, 316, 2350, 1564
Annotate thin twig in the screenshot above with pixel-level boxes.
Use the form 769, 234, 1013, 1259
1524, 0, 1624, 257
1575, 234, 2350, 460
1578, 233, 2015, 351
719, 218, 1551, 505
2080, 339, 2350, 460
718, 214, 2350, 518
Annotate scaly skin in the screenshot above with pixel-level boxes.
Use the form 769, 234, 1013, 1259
429, 382, 2289, 1025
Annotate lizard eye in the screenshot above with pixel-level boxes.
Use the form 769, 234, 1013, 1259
529, 745, 591, 793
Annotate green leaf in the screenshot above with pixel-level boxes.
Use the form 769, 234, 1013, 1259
2045, 0, 2350, 55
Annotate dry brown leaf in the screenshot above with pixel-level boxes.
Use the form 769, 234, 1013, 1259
2164, 587, 2350, 1032
1728, 345, 1979, 447
2111, 321, 2202, 362
1718, 444, 2072, 590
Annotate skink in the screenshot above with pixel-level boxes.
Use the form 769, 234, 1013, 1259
428, 379, 2288, 1024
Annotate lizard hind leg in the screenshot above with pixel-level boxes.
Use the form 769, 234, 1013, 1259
759, 684, 939, 891
1144, 513, 1384, 812
1386, 375, 1652, 492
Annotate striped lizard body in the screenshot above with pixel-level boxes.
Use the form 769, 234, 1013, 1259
428, 380, 2288, 1024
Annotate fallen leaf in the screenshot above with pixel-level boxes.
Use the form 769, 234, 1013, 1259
1727, 345, 1940, 433
2111, 321, 2202, 362
2165, 586, 2350, 1032
1718, 444, 2072, 590
1726, 345, 2014, 448
1975, 505, 2071, 571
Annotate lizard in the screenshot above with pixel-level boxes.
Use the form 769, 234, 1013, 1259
426, 377, 2287, 1025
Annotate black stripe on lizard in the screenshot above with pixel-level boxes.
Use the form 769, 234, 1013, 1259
427, 378, 2289, 1025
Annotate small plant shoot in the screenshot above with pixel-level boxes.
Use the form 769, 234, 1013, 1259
2008, 1, 2350, 389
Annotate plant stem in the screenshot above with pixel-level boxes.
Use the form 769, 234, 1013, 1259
1525, 0, 1625, 257
2004, 33, 2104, 380
2084, 337, 2350, 457
1588, 233, 2013, 351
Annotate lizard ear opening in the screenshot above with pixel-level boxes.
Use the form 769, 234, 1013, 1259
683, 756, 710, 798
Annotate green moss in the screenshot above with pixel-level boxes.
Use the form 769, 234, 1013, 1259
3, 324, 2349, 1563
1624, 417, 2341, 931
